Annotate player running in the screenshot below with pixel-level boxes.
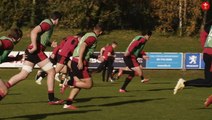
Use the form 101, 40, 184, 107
113, 50, 149, 82
118, 30, 152, 93
35, 32, 85, 85
61, 24, 104, 110
35, 35, 68, 85
0, 28, 23, 101
3, 11, 64, 105
173, 20, 212, 95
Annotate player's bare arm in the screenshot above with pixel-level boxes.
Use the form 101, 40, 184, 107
28, 26, 42, 53
78, 42, 87, 69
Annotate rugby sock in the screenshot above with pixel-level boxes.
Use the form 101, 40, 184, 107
121, 71, 135, 90
121, 76, 133, 90
40, 71, 47, 78
48, 90, 55, 101
5, 82, 12, 89
66, 98, 73, 105
141, 76, 144, 80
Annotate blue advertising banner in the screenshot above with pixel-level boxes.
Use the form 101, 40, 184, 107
146, 52, 183, 69
185, 53, 201, 69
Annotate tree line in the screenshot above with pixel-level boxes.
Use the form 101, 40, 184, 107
0, 0, 211, 36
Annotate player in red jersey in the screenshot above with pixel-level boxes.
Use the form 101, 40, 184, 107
3, 11, 64, 105
35, 32, 85, 85
118, 30, 152, 93
95, 41, 118, 82
54, 32, 85, 85
0, 28, 23, 101
61, 24, 104, 110
114, 50, 149, 82
35, 36, 67, 85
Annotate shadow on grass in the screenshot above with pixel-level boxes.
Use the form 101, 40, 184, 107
129, 88, 173, 92
193, 107, 212, 110
147, 88, 173, 91
99, 98, 166, 107
1, 95, 135, 106
0, 100, 48, 105
148, 82, 172, 85
8, 93, 22, 95
131, 87, 190, 92
78, 98, 166, 108
93, 82, 120, 88
0, 109, 101, 120
1, 96, 134, 105
76, 95, 134, 103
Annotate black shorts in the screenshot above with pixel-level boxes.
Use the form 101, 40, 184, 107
56, 54, 69, 65
25, 49, 48, 64
123, 56, 139, 69
49, 57, 57, 65
71, 58, 90, 79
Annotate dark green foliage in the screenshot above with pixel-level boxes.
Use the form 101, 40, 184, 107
0, 0, 208, 36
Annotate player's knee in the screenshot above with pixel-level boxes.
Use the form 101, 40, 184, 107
46, 68, 55, 75
85, 80, 93, 89
135, 71, 142, 76
22, 65, 33, 73
87, 84, 93, 89
85, 85, 92, 89
42, 62, 54, 72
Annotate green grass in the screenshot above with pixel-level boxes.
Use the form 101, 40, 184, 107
0, 29, 210, 120
0, 69, 211, 120
0, 28, 202, 52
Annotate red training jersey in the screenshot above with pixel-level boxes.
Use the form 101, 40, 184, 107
58, 36, 79, 58
0, 39, 14, 50
102, 45, 114, 60
52, 38, 66, 55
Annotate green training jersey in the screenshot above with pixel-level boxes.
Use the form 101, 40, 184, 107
126, 35, 146, 57
73, 32, 97, 61
205, 26, 212, 48
38, 19, 54, 47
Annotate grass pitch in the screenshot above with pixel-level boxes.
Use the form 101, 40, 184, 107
0, 29, 211, 120
0, 69, 211, 120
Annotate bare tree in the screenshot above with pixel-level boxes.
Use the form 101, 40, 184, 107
183, 0, 187, 32
30, 0, 36, 26
179, 0, 183, 36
